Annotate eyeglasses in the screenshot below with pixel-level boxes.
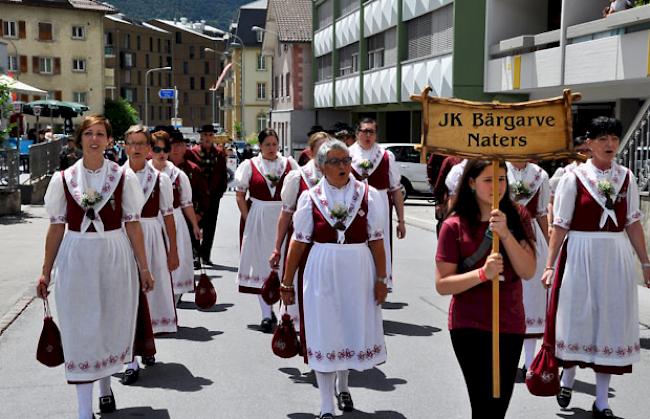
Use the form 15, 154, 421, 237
325, 156, 352, 166
359, 129, 376, 135
152, 146, 170, 153
126, 142, 148, 148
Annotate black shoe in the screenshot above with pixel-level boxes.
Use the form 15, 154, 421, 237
121, 367, 139, 385
516, 364, 527, 382
260, 317, 273, 333
592, 402, 615, 418
142, 355, 156, 366
193, 260, 201, 269
319, 414, 335, 419
271, 311, 278, 326
336, 391, 354, 412
202, 257, 214, 266
99, 390, 116, 413
557, 386, 572, 408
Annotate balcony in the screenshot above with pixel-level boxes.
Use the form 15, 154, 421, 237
314, 80, 334, 108
335, 73, 360, 106
486, 4, 650, 96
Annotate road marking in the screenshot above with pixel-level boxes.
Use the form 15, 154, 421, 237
0, 295, 35, 336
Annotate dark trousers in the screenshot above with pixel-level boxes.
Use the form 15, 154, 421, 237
199, 198, 222, 260
450, 328, 524, 419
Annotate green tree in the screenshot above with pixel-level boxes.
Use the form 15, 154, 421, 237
104, 98, 139, 141
0, 82, 15, 146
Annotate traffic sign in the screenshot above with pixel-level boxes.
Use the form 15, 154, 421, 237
171, 118, 182, 128
159, 89, 175, 99
33, 105, 42, 116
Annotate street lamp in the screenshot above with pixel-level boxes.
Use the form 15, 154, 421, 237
223, 32, 245, 138
144, 66, 171, 127
204, 47, 225, 129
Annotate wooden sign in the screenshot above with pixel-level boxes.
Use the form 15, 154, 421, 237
411, 88, 581, 162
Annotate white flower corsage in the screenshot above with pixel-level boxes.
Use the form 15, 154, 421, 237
330, 203, 348, 230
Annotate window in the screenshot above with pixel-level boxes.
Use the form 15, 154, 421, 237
136, 35, 141, 50
72, 26, 85, 40
273, 75, 279, 98
138, 71, 142, 85
8, 56, 18, 72
149, 37, 153, 51
72, 58, 86, 72
39, 57, 53, 74
257, 82, 267, 100
257, 114, 268, 132
183, 92, 189, 104
123, 70, 131, 84
38, 22, 53, 41
175, 32, 182, 44
122, 53, 134, 68
190, 77, 195, 90
205, 61, 210, 75
339, 0, 360, 17
316, 0, 333, 30
256, 30, 263, 43
166, 40, 171, 53
158, 55, 163, 67
367, 34, 384, 70
146, 54, 150, 67
205, 92, 211, 106
189, 46, 195, 59
285, 73, 290, 97
104, 32, 114, 55
200, 77, 206, 90
158, 38, 161, 52
200, 48, 205, 59
124, 33, 131, 49
256, 53, 266, 70
339, 42, 359, 75
73, 91, 87, 105
316, 54, 333, 81
158, 73, 161, 86
3, 21, 17, 38
183, 62, 188, 75
406, 4, 453, 60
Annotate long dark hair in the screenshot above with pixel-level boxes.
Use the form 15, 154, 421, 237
449, 159, 533, 246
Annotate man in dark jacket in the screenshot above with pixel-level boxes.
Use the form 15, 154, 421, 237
186, 124, 228, 264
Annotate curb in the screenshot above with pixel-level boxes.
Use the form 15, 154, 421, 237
0, 295, 35, 337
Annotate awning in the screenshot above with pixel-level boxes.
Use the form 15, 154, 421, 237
0, 74, 47, 95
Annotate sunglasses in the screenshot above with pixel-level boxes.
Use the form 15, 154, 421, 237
325, 156, 352, 166
152, 146, 170, 153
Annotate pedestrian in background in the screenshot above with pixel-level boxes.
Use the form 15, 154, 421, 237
298, 125, 325, 166
235, 128, 298, 333
59, 136, 83, 170
281, 139, 388, 419
332, 122, 356, 147
36, 115, 152, 419
542, 116, 650, 418
186, 124, 228, 265
436, 159, 536, 419
150, 130, 202, 302
122, 125, 179, 383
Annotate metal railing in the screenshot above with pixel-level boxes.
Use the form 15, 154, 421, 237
0, 148, 19, 191
29, 139, 62, 181
618, 98, 650, 195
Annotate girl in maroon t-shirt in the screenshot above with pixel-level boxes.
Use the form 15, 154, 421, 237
436, 159, 536, 419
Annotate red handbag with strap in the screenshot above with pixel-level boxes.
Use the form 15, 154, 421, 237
36, 299, 64, 367
272, 312, 300, 358
261, 270, 281, 305
195, 262, 217, 309
526, 241, 567, 396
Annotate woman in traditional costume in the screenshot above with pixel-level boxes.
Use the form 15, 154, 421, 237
348, 117, 405, 288
436, 159, 536, 418
121, 125, 179, 382
506, 161, 550, 374
269, 131, 329, 330
36, 115, 153, 419
149, 130, 202, 303
543, 117, 650, 418
281, 139, 388, 419
235, 129, 298, 332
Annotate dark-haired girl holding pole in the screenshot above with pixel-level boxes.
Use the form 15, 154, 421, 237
436, 159, 536, 419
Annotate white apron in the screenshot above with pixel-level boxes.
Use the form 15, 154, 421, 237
303, 242, 386, 372
523, 220, 548, 335
167, 207, 195, 294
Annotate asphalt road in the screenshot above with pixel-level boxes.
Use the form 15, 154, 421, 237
1, 194, 649, 418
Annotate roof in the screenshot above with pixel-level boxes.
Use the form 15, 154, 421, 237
269, 0, 311, 42
106, 14, 170, 33
232, 5, 267, 45
0, 0, 117, 13
153, 19, 224, 41
241, 0, 267, 10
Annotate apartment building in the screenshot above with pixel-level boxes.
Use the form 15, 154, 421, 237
149, 18, 226, 130
262, 0, 315, 155
104, 14, 173, 128
0, 0, 115, 120
223, 0, 272, 140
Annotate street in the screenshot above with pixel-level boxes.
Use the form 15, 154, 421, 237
1, 194, 650, 418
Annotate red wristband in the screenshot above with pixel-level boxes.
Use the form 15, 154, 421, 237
478, 267, 488, 282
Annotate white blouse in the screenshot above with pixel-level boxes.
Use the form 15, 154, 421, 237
281, 161, 322, 213
291, 180, 386, 243
349, 143, 401, 192
158, 161, 193, 208
45, 163, 144, 224
553, 162, 642, 229
234, 155, 298, 196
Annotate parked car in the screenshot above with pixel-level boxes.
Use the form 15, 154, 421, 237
383, 143, 432, 200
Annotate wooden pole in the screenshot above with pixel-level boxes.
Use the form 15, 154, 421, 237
491, 159, 501, 398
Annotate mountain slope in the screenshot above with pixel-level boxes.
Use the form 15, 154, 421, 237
107, 0, 252, 31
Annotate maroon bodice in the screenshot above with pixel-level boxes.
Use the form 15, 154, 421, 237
249, 160, 291, 201
311, 186, 369, 244
62, 171, 125, 232
172, 176, 181, 209
570, 174, 629, 232
353, 152, 390, 190
141, 175, 161, 218
524, 189, 540, 219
